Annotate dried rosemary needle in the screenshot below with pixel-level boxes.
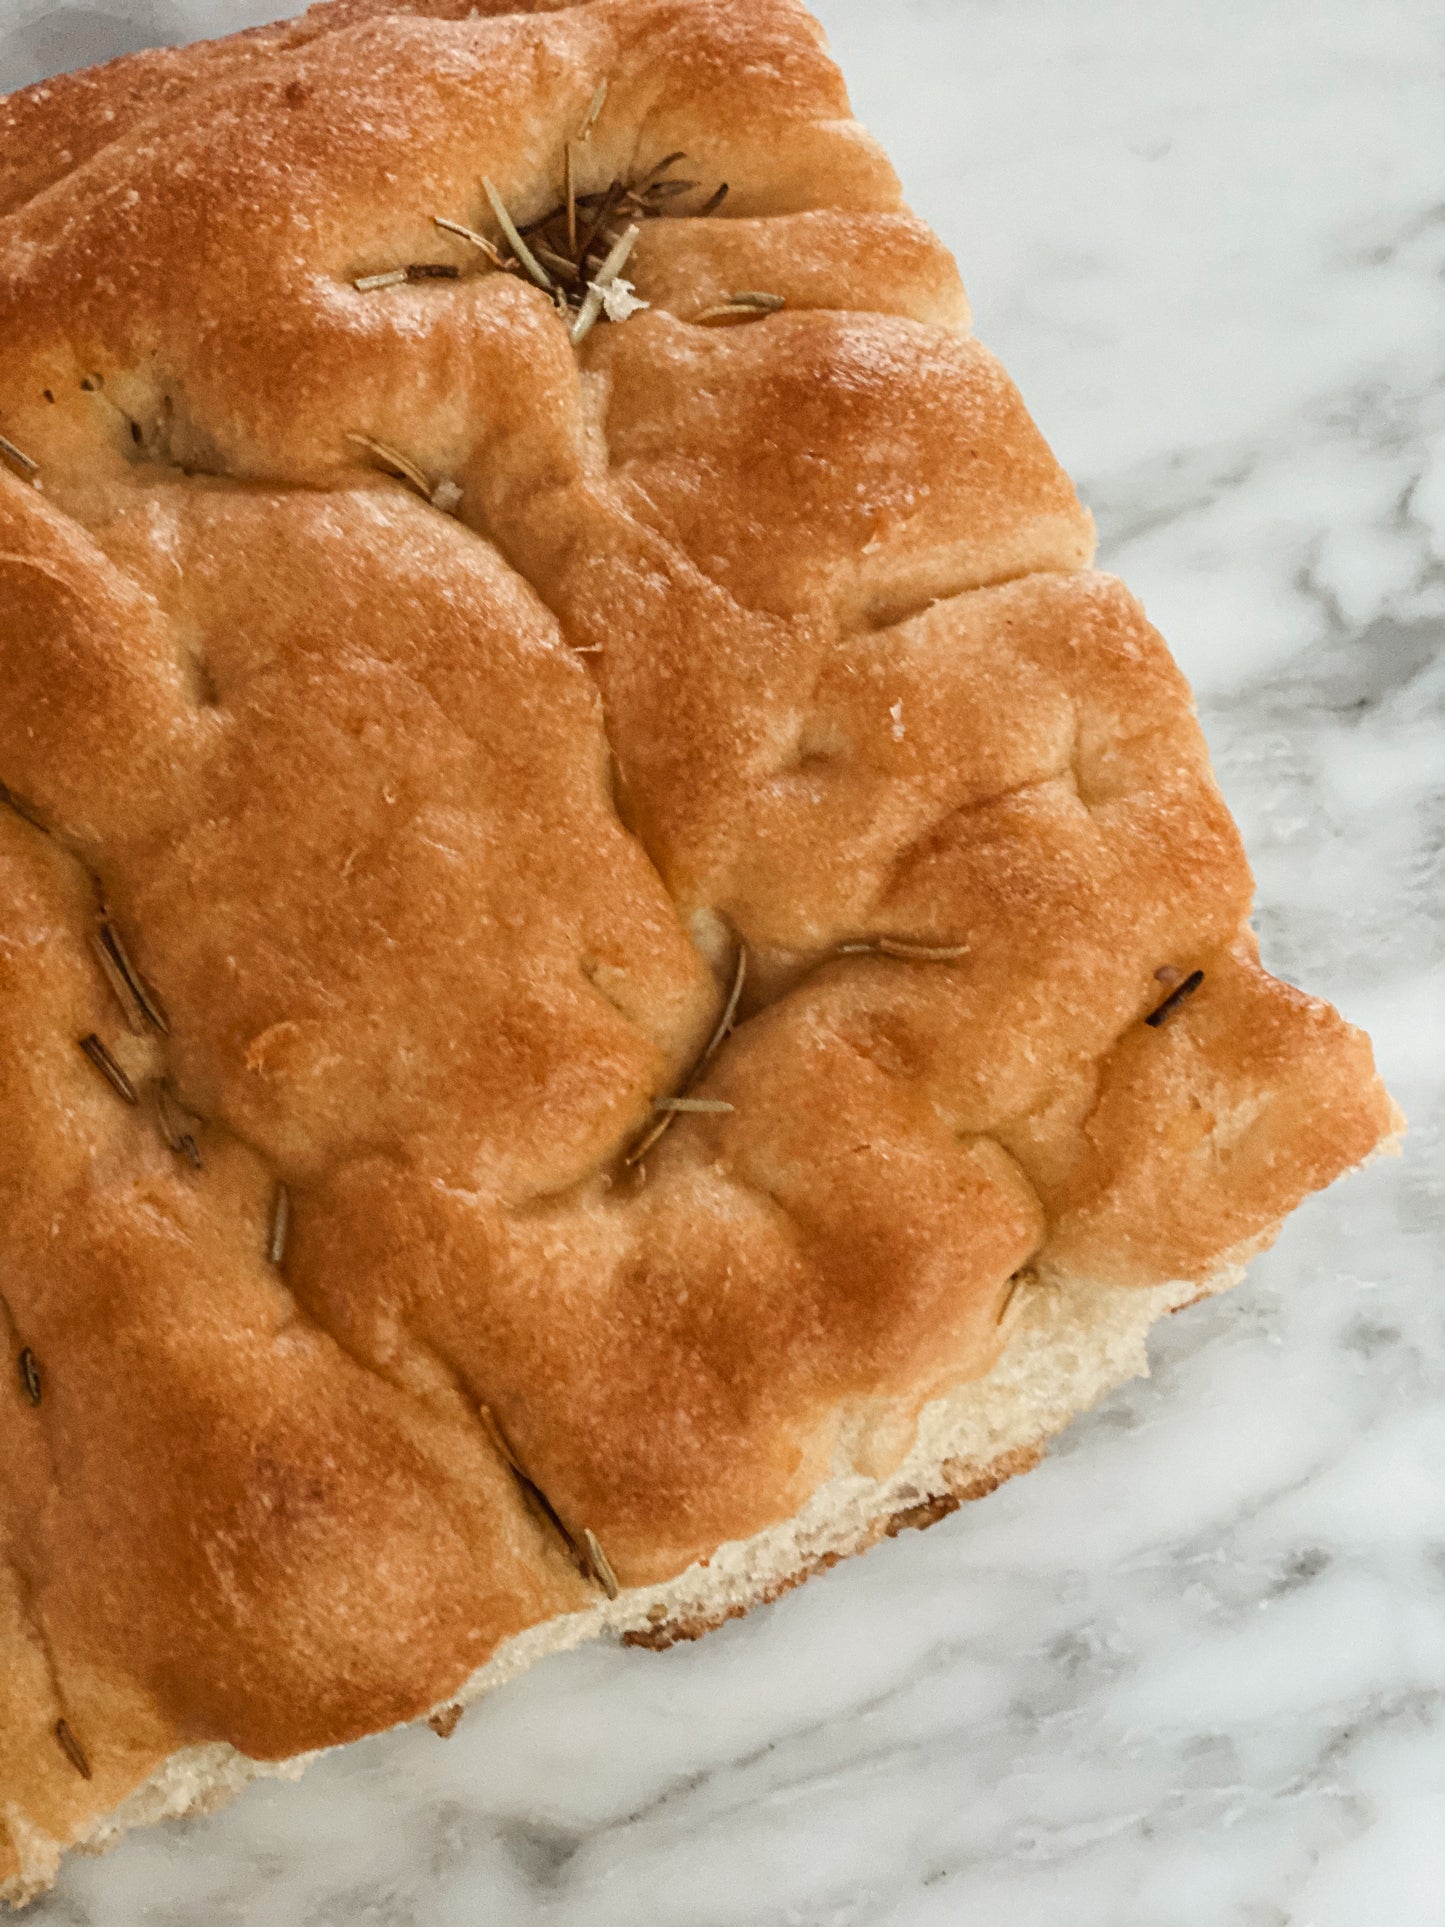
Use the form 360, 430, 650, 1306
623, 1112, 674, 1169
351, 263, 463, 291
432, 215, 510, 270
18, 1347, 41, 1407
582, 1528, 620, 1600
345, 432, 432, 498
78, 1033, 138, 1106
54, 1719, 92, 1780
836, 938, 969, 963
577, 80, 609, 142
693, 291, 787, 326
1146, 968, 1205, 1028
702, 944, 748, 1065
624, 943, 748, 1166
155, 1082, 203, 1170
268, 1183, 291, 1267
482, 178, 554, 291
0, 432, 39, 479
570, 222, 643, 345
92, 919, 169, 1033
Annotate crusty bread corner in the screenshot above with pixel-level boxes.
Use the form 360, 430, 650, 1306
1, 1257, 1234, 1906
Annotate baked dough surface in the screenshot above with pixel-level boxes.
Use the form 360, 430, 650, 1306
0, 0, 1396, 1893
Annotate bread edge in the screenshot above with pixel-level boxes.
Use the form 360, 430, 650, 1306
3, 1252, 1258, 1907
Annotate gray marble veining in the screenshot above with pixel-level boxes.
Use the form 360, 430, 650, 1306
7, 1, 1443, 1920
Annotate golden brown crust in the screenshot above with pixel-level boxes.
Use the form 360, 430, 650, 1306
0, 0, 582, 219
0, 0, 1396, 1894
621, 1442, 1046, 1651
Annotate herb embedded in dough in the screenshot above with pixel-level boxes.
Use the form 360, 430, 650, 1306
268, 1184, 291, 1268
18, 1347, 42, 1407
1146, 967, 1206, 1028
77, 1033, 139, 1106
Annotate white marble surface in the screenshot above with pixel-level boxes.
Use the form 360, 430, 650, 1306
9, 0, 1445, 1920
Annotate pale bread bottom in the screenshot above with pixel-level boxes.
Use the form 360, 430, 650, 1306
3, 1265, 1235, 1906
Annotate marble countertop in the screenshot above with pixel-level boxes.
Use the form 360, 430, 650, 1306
11, 2, 1443, 1921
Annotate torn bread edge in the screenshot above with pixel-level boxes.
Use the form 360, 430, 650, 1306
3, 1250, 1268, 1908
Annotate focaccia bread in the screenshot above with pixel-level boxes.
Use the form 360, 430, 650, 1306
0, 0, 1399, 1902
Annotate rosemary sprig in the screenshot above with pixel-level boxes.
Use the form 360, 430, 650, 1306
92, 919, 169, 1033
345, 432, 432, 498
561, 83, 609, 286
18, 1347, 41, 1407
632, 151, 688, 193
475, 115, 727, 346
344, 436, 457, 510
1146, 968, 1205, 1028
534, 241, 583, 280
624, 943, 747, 1167
623, 1112, 673, 1169
55, 1719, 92, 1780
567, 178, 618, 267
483, 178, 555, 291
432, 215, 512, 270
702, 944, 748, 1065
268, 1183, 290, 1267
478, 1403, 614, 1589
582, 1528, 620, 1600
155, 1081, 203, 1169
0, 432, 38, 478
694, 291, 787, 325
89, 932, 143, 1033
79, 1033, 138, 1106
353, 263, 462, 291
836, 938, 968, 963
350, 101, 726, 353
577, 80, 609, 142
570, 222, 642, 345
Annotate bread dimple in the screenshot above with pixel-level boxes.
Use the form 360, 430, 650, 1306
0, 0, 1396, 1899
